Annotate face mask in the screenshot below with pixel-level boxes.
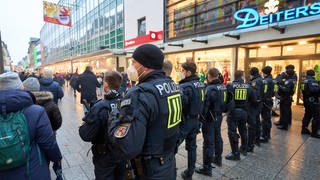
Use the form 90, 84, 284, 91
180, 72, 185, 80
127, 65, 139, 81
250, 75, 254, 80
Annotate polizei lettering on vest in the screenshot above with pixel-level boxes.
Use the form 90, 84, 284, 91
156, 82, 180, 96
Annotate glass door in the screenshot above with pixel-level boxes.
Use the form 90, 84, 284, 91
299, 60, 320, 104
266, 60, 300, 103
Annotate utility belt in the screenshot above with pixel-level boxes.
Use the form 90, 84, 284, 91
91, 144, 110, 155
127, 153, 175, 179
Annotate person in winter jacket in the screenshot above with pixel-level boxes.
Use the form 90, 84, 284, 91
0, 72, 62, 180
39, 69, 64, 104
23, 77, 62, 132
75, 66, 101, 115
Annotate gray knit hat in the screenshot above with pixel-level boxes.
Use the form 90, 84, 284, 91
0, 72, 24, 90
23, 77, 40, 92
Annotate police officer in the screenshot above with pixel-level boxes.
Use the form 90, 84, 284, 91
178, 61, 205, 179
248, 67, 264, 150
79, 71, 125, 180
274, 65, 297, 130
108, 44, 181, 179
195, 68, 226, 177
226, 70, 256, 160
301, 70, 320, 138
260, 66, 274, 143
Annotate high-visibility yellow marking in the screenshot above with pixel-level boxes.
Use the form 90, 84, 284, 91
167, 94, 182, 129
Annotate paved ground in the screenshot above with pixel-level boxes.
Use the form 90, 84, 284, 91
52, 86, 320, 180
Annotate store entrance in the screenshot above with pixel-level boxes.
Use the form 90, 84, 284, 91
248, 58, 320, 105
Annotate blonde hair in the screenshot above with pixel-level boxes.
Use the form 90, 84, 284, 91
43, 69, 53, 78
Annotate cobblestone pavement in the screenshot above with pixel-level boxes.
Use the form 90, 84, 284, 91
52, 87, 320, 180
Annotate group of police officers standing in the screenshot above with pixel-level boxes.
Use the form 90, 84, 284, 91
79, 44, 320, 180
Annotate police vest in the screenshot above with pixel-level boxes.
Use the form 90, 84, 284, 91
250, 76, 264, 101
205, 83, 228, 113
180, 80, 205, 116
228, 82, 250, 109
301, 78, 320, 103
138, 79, 182, 155
262, 76, 274, 100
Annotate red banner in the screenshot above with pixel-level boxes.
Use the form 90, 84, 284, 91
43, 1, 72, 27
124, 31, 163, 48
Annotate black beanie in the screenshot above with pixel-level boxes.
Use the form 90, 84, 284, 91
306, 70, 315, 76
249, 67, 259, 76
262, 66, 272, 75
132, 44, 164, 70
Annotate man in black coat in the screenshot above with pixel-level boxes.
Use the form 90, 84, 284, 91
75, 66, 101, 115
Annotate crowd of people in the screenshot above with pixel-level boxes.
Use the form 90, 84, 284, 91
0, 44, 319, 180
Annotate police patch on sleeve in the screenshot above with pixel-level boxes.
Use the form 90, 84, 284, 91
120, 98, 131, 108
114, 123, 131, 138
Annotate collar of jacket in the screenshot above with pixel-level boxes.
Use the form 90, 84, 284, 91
179, 75, 199, 84
208, 79, 221, 85
139, 70, 167, 83
104, 90, 120, 99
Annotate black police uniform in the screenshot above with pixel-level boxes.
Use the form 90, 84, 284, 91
109, 70, 181, 179
301, 76, 320, 136
199, 79, 226, 172
276, 73, 296, 129
178, 75, 205, 178
261, 74, 274, 141
79, 91, 125, 180
226, 80, 256, 160
248, 75, 264, 148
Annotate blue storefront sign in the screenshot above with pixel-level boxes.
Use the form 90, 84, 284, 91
234, 2, 320, 29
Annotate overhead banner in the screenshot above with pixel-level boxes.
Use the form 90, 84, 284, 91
43, 1, 72, 27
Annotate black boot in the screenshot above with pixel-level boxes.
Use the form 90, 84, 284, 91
247, 145, 254, 153
195, 166, 212, 177
181, 170, 192, 180
301, 128, 311, 135
239, 146, 247, 156
213, 156, 222, 167
259, 137, 269, 143
225, 152, 240, 160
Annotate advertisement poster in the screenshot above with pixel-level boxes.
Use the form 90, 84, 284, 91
43, 1, 72, 27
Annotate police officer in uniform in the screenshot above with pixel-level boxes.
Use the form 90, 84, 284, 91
79, 71, 125, 180
301, 70, 320, 138
260, 66, 274, 143
108, 44, 181, 179
195, 68, 226, 177
177, 61, 205, 179
248, 67, 264, 150
274, 65, 297, 130
226, 70, 256, 160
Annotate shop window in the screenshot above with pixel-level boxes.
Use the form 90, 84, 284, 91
283, 43, 316, 56
166, 52, 193, 82
257, 46, 281, 57
249, 49, 257, 58
237, 48, 245, 71
317, 43, 320, 54
138, 17, 146, 36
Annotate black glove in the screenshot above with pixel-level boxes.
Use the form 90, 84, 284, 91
53, 161, 63, 180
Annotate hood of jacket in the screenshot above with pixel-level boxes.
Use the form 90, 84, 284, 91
0, 89, 34, 114
32, 91, 54, 105
39, 77, 54, 86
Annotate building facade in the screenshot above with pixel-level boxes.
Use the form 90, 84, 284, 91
163, 0, 320, 104
40, 0, 124, 73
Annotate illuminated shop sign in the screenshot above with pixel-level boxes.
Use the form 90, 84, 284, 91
234, 1, 320, 29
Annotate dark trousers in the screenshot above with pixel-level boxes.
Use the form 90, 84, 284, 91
302, 103, 320, 134
140, 153, 176, 180
227, 109, 248, 153
178, 118, 199, 176
92, 153, 126, 180
201, 113, 223, 167
279, 98, 292, 127
261, 100, 273, 139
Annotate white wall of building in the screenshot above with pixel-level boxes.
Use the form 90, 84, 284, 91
124, 0, 163, 40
